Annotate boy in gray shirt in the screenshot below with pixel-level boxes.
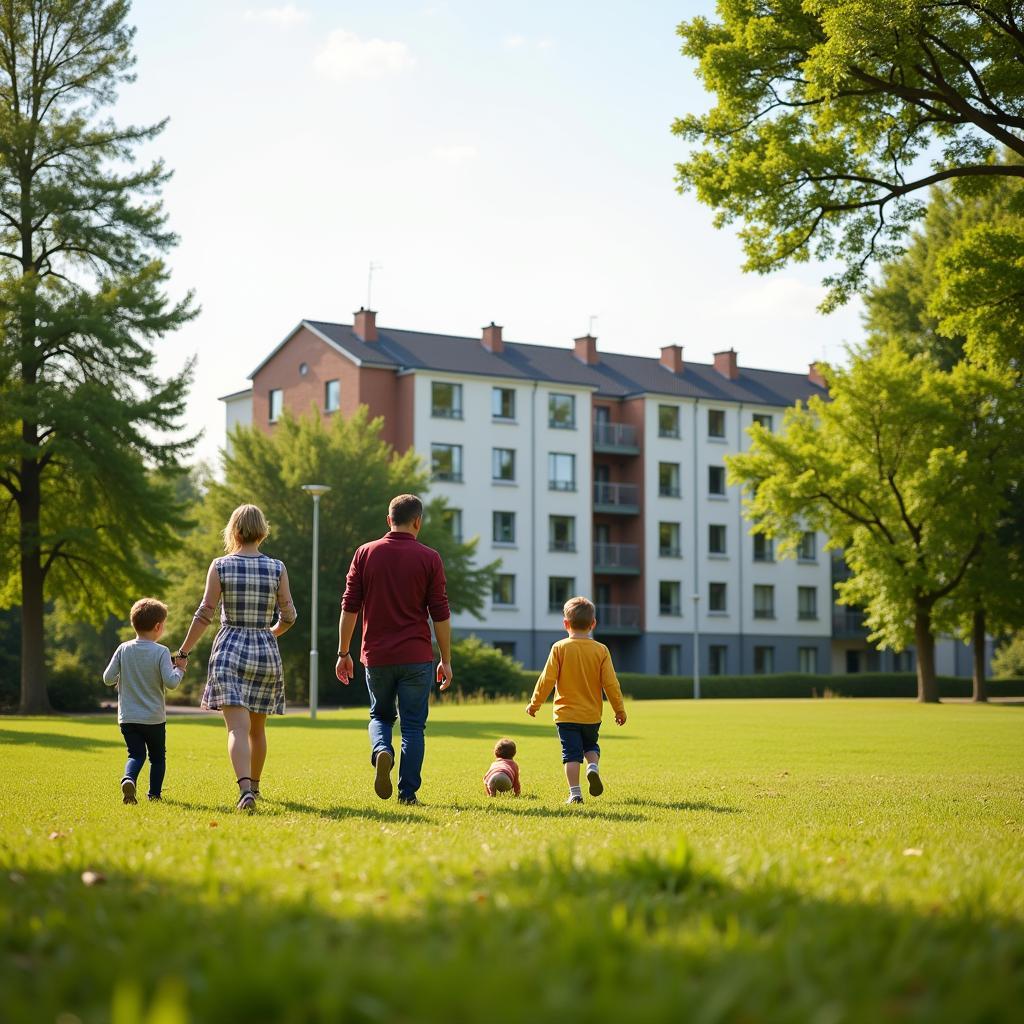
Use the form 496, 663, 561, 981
103, 598, 186, 804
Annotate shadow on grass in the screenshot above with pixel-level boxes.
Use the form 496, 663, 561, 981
472, 801, 651, 822
0, 726, 121, 751
1, 848, 1020, 1024
620, 796, 742, 814
160, 796, 434, 825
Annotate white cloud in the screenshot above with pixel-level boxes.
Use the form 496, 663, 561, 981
313, 29, 415, 81
244, 4, 309, 27
504, 33, 554, 51
432, 144, 479, 164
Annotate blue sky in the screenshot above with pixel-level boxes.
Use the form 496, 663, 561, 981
120, 1, 864, 463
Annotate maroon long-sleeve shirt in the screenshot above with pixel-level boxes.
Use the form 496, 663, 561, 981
341, 531, 451, 667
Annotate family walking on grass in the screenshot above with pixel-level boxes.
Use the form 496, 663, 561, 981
102, 494, 627, 811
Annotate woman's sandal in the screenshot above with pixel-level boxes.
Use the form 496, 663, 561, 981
236, 777, 256, 812
251, 778, 261, 800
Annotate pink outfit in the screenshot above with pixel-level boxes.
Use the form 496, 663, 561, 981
483, 757, 521, 796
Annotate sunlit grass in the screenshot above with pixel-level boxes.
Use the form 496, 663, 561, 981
1, 700, 1022, 1023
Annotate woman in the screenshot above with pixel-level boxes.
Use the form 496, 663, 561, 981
175, 504, 297, 810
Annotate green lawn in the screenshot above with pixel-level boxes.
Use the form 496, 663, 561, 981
1, 700, 1022, 1023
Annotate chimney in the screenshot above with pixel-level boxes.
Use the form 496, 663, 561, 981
574, 334, 598, 366
353, 307, 378, 343
713, 348, 739, 380
660, 344, 684, 374
482, 322, 504, 353
808, 362, 828, 388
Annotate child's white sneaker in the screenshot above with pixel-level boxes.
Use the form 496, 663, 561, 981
565, 794, 584, 805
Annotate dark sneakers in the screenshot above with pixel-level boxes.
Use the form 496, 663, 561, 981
374, 750, 394, 800
121, 777, 137, 805
397, 794, 421, 806
587, 769, 604, 797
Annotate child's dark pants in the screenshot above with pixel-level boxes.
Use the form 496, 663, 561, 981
120, 722, 166, 797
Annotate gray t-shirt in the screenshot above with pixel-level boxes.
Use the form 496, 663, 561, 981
102, 639, 184, 725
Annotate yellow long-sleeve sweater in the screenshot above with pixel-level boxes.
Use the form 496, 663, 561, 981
528, 635, 625, 723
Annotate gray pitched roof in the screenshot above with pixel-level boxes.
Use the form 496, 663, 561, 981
271, 319, 825, 408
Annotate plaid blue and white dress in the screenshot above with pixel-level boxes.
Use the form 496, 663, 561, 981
201, 554, 288, 715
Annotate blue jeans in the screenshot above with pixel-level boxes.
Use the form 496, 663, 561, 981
365, 662, 433, 798
120, 722, 166, 797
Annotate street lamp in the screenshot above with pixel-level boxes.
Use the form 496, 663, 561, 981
302, 484, 331, 720
692, 593, 701, 701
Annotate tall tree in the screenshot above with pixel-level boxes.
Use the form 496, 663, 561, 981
674, 2, 1024, 308
0, 1, 196, 713
727, 343, 1024, 702
161, 409, 498, 704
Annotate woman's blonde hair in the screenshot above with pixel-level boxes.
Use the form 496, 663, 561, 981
223, 504, 270, 553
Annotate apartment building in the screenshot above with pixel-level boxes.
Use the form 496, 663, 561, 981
222, 309, 837, 673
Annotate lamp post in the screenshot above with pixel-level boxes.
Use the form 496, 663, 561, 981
692, 593, 701, 700
302, 484, 331, 720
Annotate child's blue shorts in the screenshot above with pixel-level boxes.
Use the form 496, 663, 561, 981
556, 722, 601, 763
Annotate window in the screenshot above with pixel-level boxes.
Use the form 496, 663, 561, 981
709, 645, 728, 676
493, 641, 517, 660
548, 393, 576, 429
548, 452, 576, 491
659, 580, 682, 616
798, 531, 817, 561
492, 574, 516, 607
431, 443, 463, 482
754, 645, 775, 674
708, 465, 726, 495
493, 511, 516, 545
659, 644, 682, 675
894, 651, 914, 672
753, 584, 775, 619
659, 521, 681, 558
752, 412, 773, 431
798, 586, 818, 620
324, 379, 340, 412
708, 581, 727, 613
708, 524, 727, 555
798, 647, 818, 673
658, 405, 680, 438
268, 388, 283, 423
549, 515, 576, 552
299, 362, 309, 377
492, 447, 516, 482
431, 381, 463, 419
708, 408, 725, 438
549, 576, 575, 613
492, 387, 515, 421
753, 534, 774, 562
659, 462, 681, 497
441, 508, 462, 542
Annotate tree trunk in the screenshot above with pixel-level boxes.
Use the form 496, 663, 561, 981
972, 606, 988, 703
913, 606, 939, 703
17, 455, 50, 715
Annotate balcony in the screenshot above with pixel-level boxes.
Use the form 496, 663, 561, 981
595, 603, 642, 635
593, 422, 640, 455
593, 542, 641, 575
593, 481, 639, 515
833, 608, 868, 637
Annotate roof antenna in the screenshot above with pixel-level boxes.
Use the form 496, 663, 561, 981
587, 314, 598, 336
367, 261, 383, 309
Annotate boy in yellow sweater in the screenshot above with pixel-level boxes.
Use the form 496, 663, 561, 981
527, 595, 627, 804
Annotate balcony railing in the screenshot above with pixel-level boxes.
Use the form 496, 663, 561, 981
593, 481, 640, 513
593, 422, 640, 453
593, 542, 640, 573
833, 609, 868, 636
595, 603, 642, 633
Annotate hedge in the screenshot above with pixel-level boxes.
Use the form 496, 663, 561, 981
514, 670, 1024, 700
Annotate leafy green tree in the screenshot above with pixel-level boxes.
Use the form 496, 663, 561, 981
674, 1, 1024, 308
727, 343, 1024, 702
865, 175, 1024, 699
162, 409, 498, 704
0, 0, 196, 713
991, 631, 1024, 678
448, 635, 526, 699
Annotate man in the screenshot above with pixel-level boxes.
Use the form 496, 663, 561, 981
336, 494, 453, 805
